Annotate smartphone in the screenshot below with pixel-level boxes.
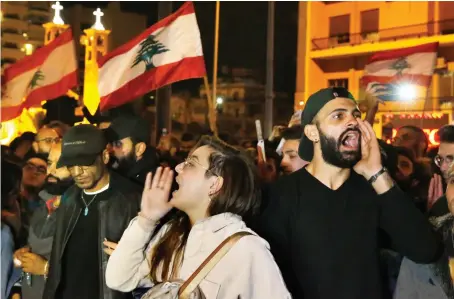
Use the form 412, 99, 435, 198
255, 119, 266, 162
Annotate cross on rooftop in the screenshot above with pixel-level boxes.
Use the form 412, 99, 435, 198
51, 1, 64, 25
92, 8, 105, 30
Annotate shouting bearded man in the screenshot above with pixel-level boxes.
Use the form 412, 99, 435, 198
255, 87, 440, 299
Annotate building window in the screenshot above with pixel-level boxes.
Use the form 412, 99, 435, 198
1, 58, 17, 66
2, 28, 20, 34
3, 13, 20, 20
328, 79, 349, 90
329, 14, 350, 44
361, 9, 379, 35
3, 42, 19, 49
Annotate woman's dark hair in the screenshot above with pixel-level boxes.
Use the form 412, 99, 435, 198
149, 135, 261, 282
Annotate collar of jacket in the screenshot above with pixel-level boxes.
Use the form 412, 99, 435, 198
192, 213, 242, 233
38, 189, 55, 202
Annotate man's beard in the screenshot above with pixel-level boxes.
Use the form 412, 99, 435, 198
43, 175, 73, 195
116, 151, 136, 173
318, 126, 362, 169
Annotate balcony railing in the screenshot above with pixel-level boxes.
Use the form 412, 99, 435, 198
312, 19, 454, 51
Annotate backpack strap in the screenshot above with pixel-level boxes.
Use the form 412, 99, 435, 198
179, 231, 253, 298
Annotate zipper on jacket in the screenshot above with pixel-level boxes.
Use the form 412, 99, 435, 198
60, 205, 82, 260
38, 214, 51, 239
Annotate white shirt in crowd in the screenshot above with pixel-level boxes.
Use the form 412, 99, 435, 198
106, 212, 291, 299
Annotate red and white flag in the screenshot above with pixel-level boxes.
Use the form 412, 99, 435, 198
360, 42, 439, 89
98, 1, 206, 111
1, 29, 77, 122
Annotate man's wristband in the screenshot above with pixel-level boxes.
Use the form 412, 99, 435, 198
368, 167, 387, 184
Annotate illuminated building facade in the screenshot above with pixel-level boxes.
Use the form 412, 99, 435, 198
295, 1, 454, 146
1, 1, 51, 67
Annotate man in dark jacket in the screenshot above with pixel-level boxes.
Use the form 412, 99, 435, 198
254, 87, 440, 299
106, 115, 159, 186
14, 141, 74, 299
43, 125, 141, 299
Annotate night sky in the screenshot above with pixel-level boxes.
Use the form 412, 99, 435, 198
65, 1, 298, 97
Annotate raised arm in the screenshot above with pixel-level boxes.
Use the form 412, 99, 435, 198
106, 167, 174, 291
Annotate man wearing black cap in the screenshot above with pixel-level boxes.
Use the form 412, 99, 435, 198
107, 115, 159, 185
255, 87, 440, 299
43, 125, 141, 299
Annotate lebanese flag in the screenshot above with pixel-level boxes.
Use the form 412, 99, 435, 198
98, 1, 206, 111
1, 29, 77, 122
360, 42, 439, 88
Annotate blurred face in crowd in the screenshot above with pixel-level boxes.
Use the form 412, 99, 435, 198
44, 143, 73, 195
15, 140, 33, 159
172, 145, 220, 214
180, 140, 196, 153
33, 127, 61, 157
308, 98, 362, 168
68, 151, 109, 191
395, 154, 414, 182
111, 137, 146, 171
436, 142, 454, 181
22, 157, 47, 191
393, 128, 426, 159
280, 139, 308, 174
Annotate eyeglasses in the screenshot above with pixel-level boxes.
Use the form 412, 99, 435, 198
181, 157, 217, 176
434, 155, 454, 168
24, 162, 47, 175
36, 137, 61, 144
67, 165, 91, 174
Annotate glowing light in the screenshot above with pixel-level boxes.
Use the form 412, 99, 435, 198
23, 33, 28, 38
24, 43, 33, 55
0, 120, 17, 145
299, 101, 305, 106
397, 83, 417, 101
92, 8, 105, 31
51, 1, 65, 25
216, 97, 223, 105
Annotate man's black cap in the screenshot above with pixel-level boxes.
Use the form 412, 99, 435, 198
106, 115, 150, 144
298, 87, 356, 161
57, 125, 107, 168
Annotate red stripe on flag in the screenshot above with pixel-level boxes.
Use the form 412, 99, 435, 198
26, 71, 78, 107
367, 42, 439, 64
1, 71, 77, 122
360, 74, 432, 87
98, 2, 196, 68
100, 56, 205, 111
1, 103, 26, 122
2, 29, 74, 84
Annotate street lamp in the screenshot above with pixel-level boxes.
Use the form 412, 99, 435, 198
216, 97, 223, 105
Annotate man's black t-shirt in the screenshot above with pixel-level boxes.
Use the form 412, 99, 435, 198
56, 189, 109, 299
255, 167, 439, 299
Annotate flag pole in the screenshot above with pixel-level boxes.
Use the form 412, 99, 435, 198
204, 75, 217, 135
212, 1, 220, 135
264, 1, 275, 138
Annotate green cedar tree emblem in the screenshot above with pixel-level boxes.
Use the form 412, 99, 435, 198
390, 57, 411, 77
131, 35, 169, 71
29, 69, 45, 89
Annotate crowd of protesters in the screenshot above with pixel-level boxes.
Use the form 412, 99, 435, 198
1, 86, 454, 299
